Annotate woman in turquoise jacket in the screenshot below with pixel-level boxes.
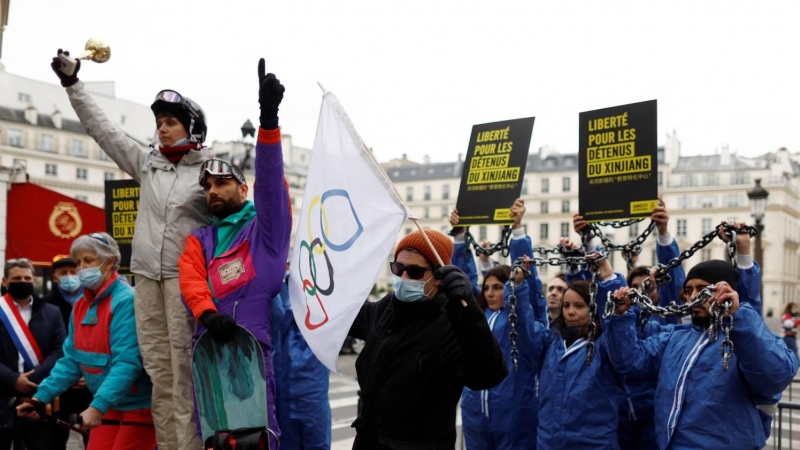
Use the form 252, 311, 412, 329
18, 232, 154, 450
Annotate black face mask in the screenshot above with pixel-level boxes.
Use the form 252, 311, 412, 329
560, 325, 583, 341
7, 282, 34, 301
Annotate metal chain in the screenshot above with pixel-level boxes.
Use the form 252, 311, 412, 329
455, 226, 513, 257
642, 223, 758, 294
585, 261, 601, 367
604, 285, 715, 320
589, 220, 657, 270
595, 218, 647, 228
718, 299, 735, 371
507, 258, 532, 372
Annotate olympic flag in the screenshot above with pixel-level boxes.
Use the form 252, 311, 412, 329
288, 90, 408, 372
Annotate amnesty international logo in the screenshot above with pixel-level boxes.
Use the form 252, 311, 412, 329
48, 202, 83, 239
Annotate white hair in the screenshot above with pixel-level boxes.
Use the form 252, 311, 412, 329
70, 232, 121, 272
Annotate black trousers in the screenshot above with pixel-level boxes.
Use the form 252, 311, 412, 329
0, 421, 51, 450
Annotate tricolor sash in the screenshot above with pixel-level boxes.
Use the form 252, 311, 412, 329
0, 294, 43, 371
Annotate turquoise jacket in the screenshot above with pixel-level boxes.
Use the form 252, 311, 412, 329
35, 274, 152, 413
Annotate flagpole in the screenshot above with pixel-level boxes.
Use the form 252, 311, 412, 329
316, 83, 446, 267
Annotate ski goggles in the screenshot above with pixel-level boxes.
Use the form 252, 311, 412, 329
154, 89, 184, 105
153, 90, 200, 117
199, 159, 247, 187
390, 261, 433, 280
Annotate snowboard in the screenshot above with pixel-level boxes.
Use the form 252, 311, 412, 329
192, 325, 268, 444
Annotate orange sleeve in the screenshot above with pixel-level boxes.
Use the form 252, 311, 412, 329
178, 235, 217, 320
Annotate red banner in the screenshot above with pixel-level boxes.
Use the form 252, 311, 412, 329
6, 183, 106, 267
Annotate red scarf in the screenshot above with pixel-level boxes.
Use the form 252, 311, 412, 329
160, 142, 201, 164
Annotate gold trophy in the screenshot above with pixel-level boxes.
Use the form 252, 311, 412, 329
56, 37, 111, 76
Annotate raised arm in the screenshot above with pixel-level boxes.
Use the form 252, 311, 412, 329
254, 59, 292, 261
603, 287, 671, 379
52, 53, 147, 181
449, 207, 481, 296
437, 266, 508, 390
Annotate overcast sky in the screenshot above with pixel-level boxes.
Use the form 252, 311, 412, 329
4, 1, 799, 163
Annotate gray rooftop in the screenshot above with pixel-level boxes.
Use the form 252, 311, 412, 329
0, 105, 85, 134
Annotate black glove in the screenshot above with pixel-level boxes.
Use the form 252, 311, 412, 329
199, 311, 237, 343
50, 49, 80, 88
436, 265, 474, 307
257, 58, 285, 130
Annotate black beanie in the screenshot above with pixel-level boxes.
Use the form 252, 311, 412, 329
684, 260, 739, 289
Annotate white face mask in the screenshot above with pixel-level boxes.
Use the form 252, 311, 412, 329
392, 275, 434, 302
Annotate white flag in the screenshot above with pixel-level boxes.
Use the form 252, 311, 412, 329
288, 90, 407, 372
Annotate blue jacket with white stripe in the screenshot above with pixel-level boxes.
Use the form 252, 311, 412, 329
533, 273, 626, 449
458, 235, 540, 449
604, 302, 798, 449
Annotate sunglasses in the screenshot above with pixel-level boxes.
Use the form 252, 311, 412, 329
390, 261, 433, 280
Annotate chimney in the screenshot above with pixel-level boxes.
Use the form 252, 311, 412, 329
52, 106, 63, 129
665, 130, 681, 167
720, 144, 731, 166
423, 154, 431, 164
402, 153, 408, 161
538, 145, 551, 160
24, 104, 37, 125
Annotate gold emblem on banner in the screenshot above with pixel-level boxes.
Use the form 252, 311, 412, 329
48, 202, 83, 239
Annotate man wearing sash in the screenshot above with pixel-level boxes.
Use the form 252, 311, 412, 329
0, 258, 66, 449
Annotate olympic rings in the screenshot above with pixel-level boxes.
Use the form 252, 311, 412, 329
299, 189, 364, 330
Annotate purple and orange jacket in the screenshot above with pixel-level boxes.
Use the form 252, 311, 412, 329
178, 127, 291, 344
178, 127, 291, 440
35, 273, 152, 413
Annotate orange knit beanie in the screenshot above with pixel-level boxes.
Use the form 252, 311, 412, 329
394, 229, 453, 267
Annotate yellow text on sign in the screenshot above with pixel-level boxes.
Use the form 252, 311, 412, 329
587, 156, 651, 178
630, 200, 659, 215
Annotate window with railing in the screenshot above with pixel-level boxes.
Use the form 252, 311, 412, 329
701, 218, 713, 234
541, 178, 549, 193
540, 223, 549, 240
8, 129, 22, 147
561, 201, 570, 213
560, 222, 569, 237
562, 177, 571, 192
41, 134, 54, 152
442, 184, 450, 200
676, 219, 687, 237
731, 172, 749, 185
541, 201, 549, 214
71, 140, 85, 157
424, 185, 431, 201
698, 196, 716, 208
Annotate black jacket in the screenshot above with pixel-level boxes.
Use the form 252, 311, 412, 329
43, 287, 76, 331
350, 292, 508, 450
0, 295, 66, 428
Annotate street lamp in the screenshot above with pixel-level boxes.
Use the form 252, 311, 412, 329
747, 178, 769, 308
241, 119, 256, 139
238, 120, 256, 171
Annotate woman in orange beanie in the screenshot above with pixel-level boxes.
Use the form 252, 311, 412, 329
348, 228, 508, 449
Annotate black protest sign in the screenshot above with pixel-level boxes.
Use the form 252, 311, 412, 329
104, 179, 140, 276
579, 100, 658, 222
455, 117, 535, 226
